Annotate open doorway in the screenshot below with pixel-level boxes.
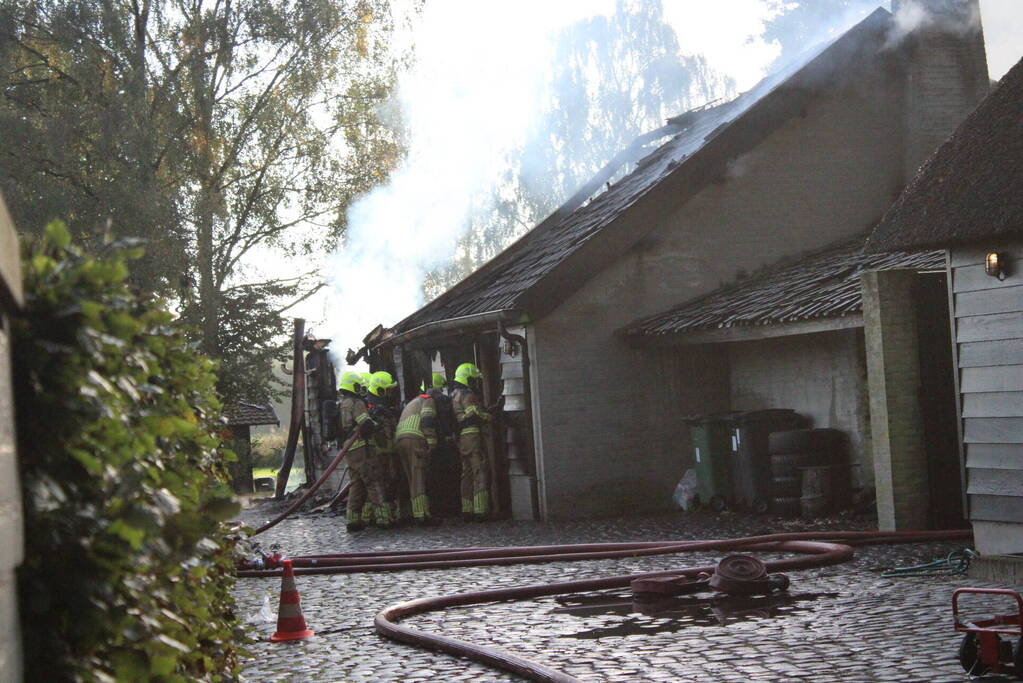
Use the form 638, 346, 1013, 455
914, 271, 966, 529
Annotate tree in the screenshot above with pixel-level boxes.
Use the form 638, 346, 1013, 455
762, 0, 886, 66
424, 0, 731, 297
1, 0, 404, 403
0, 0, 189, 292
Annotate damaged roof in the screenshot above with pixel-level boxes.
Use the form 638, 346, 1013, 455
621, 237, 944, 337
867, 56, 1023, 252
224, 402, 280, 428
390, 8, 896, 336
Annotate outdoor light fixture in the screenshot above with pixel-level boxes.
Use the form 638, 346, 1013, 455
985, 252, 1007, 280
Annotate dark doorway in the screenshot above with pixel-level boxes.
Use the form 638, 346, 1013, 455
914, 271, 966, 529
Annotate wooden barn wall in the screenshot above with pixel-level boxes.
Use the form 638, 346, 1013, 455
530, 63, 907, 519
952, 239, 1023, 554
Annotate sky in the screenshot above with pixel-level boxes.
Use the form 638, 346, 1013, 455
287, 0, 1023, 363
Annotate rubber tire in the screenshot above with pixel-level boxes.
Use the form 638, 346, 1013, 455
767, 428, 844, 456
959, 633, 987, 676
771, 496, 800, 517
771, 475, 801, 497
709, 495, 727, 512
770, 453, 811, 477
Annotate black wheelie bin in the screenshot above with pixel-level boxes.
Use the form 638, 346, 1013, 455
730, 409, 806, 513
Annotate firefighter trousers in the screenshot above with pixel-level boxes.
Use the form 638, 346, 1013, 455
396, 436, 431, 519
382, 448, 411, 522
346, 446, 390, 526
458, 431, 490, 516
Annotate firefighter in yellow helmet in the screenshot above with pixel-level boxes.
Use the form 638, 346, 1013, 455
452, 362, 491, 521
394, 384, 451, 526
367, 371, 410, 524
338, 371, 389, 531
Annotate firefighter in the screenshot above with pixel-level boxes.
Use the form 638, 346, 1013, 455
394, 386, 449, 526
451, 362, 492, 521
338, 371, 390, 531
367, 371, 410, 525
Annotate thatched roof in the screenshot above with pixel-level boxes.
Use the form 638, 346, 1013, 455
223, 402, 279, 428
621, 236, 943, 338
867, 57, 1023, 252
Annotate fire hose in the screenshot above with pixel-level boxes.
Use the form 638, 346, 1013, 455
250, 431, 359, 536
239, 529, 971, 682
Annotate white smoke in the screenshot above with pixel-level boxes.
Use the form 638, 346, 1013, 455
324, 1, 618, 365
321, 0, 791, 367
887, 0, 983, 47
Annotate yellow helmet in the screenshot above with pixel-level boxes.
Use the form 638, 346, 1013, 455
368, 370, 397, 397
359, 372, 373, 392
431, 372, 446, 389
339, 371, 362, 393
454, 362, 482, 388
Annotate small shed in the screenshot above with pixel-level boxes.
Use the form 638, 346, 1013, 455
223, 402, 280, 493
868, 56, 1023, 565
621, 236, 964, 529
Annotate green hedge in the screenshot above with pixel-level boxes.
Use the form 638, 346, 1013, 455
12, 223, 243, 681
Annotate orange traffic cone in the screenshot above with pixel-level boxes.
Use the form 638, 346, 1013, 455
270, 559, 315, 642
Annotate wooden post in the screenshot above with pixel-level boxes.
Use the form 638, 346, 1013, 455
275, 319, 306, 498
0, 194, 24, 680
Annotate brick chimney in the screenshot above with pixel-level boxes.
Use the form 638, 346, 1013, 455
893, 0, 989, 180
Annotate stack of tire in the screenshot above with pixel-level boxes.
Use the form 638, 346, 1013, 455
767, 428, 845, 517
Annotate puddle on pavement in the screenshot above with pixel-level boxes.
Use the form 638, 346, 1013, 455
552, 590, 837, 639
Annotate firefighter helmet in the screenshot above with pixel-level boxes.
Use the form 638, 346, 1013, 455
368, 370, 397, 397
339, 371, 362, 394
454, 362, 482, 388
431, 372, 446, 389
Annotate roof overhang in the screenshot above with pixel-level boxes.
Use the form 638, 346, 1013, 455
372, 308, 526, 352
623, 313, 864, 347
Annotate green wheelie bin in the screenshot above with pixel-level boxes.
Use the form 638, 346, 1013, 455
684, 413, 739, 511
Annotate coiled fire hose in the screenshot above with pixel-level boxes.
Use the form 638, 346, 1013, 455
250, 431, 359, 536
239, 529, 971, 682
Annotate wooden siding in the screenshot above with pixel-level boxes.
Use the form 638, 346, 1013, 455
953, 240, 1023, 529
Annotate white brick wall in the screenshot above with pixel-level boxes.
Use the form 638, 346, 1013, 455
728, 329, 873, 488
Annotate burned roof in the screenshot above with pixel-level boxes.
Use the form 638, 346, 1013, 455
867, 56, 1023, 252
390, 9, 895, 336
622, 237, 944, 337
224, 402, 279, 428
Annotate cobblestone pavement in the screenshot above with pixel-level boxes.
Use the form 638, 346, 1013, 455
234, 505, 1018, 682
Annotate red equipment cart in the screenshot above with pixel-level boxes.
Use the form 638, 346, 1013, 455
953, 587, 1023, 678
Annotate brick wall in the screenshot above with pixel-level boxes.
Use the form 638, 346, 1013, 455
728, 329, 873, 488
899, 0, 989, 179
531, 63, 907, 519
861, 269, 929, 530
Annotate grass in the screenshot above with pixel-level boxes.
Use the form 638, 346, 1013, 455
251, 466, 305, 493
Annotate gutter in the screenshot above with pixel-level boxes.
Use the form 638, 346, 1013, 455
373, 309, 524, 351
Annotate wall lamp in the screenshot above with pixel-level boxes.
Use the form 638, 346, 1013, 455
985, 252, 1008, 281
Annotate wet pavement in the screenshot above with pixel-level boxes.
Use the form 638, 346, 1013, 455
234, 505, 1019, 682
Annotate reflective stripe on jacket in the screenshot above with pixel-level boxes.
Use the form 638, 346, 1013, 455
396, 395, 438, 446
452, 386, 489, 436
